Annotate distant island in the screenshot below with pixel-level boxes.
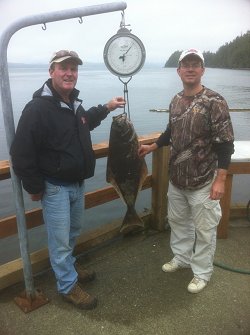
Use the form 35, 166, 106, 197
165, 31, 250, 69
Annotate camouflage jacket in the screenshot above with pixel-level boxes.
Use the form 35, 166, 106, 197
168, 86, 234, 190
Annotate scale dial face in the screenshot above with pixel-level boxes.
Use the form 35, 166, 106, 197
103, 32, 146, 77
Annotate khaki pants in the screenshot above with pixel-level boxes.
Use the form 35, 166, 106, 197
167, 180, 222, 281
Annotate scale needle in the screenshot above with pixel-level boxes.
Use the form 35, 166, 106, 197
119, 45, 132, 62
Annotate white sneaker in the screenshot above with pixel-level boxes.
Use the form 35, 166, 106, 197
162, 259, 181, 272
187, 277, 207, 293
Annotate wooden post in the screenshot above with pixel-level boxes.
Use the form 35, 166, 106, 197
151, 146, 170, 230
218, 174, 233, 238
218, 160, 250, 239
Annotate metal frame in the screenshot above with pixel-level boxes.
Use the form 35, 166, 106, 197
0, 1, 127, 309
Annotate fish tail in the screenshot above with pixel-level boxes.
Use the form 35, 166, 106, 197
120, 206, 144, 235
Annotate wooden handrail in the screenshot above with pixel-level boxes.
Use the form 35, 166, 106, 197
0, 175, 153, 239
1, 133, 249, 240
0, 132, 249, 290
0, 133, 160, 178
0, 160, 10, 180
0, 134, 159, 239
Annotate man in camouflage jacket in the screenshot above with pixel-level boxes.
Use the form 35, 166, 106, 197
139, 49, 234, 294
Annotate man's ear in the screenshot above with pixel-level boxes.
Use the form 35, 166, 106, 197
49, 68, 54, 77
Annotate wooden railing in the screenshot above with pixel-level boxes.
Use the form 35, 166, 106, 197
0, 133, 169, 290
0, 133, 163, 237
0, 131, 249, 290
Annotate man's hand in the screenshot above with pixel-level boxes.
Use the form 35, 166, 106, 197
106, 97, 126, 111
210, 169, 227, 200
30, 192, 43, 201
138, 143, 158, 158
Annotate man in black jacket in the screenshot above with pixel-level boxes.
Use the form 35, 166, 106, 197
10, 50, 125, 309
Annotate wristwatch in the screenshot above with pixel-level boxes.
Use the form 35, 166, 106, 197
103, 27, 146, 77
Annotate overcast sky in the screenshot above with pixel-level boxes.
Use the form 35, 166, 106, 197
0, 0, 249, 65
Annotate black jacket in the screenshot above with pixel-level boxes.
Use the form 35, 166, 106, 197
10, 79, 110, 194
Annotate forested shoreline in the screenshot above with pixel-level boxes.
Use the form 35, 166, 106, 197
165, 32, 250, 69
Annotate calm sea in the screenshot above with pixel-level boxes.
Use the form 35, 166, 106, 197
0, 65, 250, 263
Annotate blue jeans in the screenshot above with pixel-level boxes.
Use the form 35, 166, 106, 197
41, 181, 85, 294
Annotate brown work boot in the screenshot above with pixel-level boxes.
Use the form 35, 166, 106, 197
75, 262, 96, 284
63, 283, 97, 310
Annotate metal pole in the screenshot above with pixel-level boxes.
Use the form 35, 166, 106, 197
0, 2, 127, 298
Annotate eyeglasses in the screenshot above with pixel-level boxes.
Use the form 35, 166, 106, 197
50, 50, 79, 62
180, 62, 202, 69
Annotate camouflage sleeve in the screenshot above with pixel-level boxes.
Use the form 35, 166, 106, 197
210, 97, 234, 144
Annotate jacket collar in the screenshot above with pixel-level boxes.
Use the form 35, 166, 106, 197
33, 79, 81, 102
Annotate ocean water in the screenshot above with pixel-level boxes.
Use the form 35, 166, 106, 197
0, 65, 250, 263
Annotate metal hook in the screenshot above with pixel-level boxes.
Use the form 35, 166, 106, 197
78, 17, 83, 24
119, 10, 130, 30
41, 23, 47, 31
120, 11, 125, 28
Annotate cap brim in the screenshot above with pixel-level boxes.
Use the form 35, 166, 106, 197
179, 52, 204, 63
50, 55, 83, 65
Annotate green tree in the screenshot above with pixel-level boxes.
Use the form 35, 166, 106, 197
164, 50, 182, 67
165, 32, 250, 69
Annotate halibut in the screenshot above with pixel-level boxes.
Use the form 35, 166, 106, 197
106, 113, 148, 234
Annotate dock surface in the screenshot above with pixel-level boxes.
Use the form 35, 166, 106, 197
1, 219, 250, 335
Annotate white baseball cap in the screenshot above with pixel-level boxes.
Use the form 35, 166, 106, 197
178, 49, 204, 64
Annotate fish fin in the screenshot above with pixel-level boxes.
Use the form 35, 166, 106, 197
111, 183, 127, 205
107, 167, 127, 205
120, 206, 144, 235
